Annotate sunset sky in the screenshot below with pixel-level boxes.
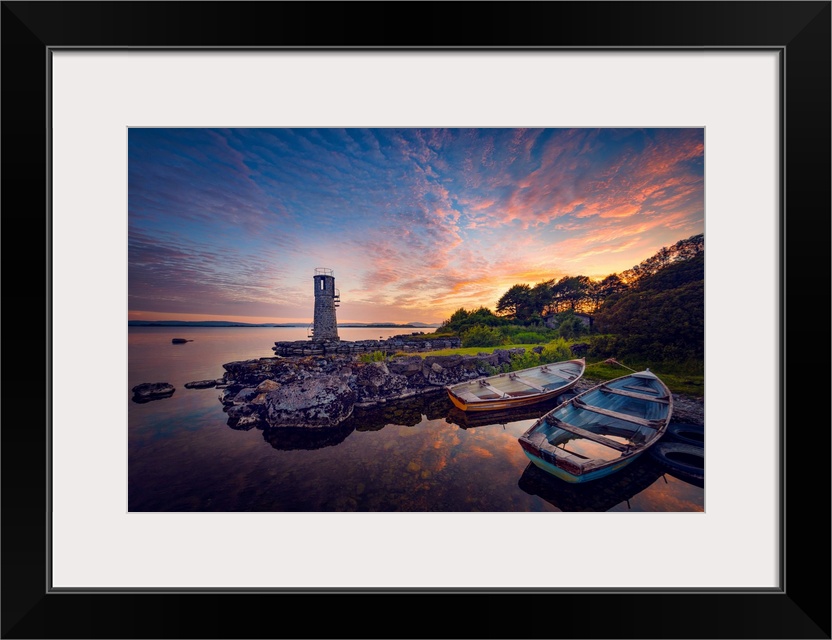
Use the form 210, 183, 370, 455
128, 128, 704, 324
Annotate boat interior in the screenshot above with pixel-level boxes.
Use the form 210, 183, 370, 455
450, 361, 583, 403
534, 373, 671, 462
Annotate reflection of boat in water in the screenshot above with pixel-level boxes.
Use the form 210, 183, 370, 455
445, 396, 569, 430
446, 359, 585, 412
517, 456, 665, 511
518, 369, 673, 483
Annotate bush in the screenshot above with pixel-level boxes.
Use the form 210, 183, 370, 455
541, 337, 572, 362
553, 311, 591, 339
461, 325, 506, 348
478, 362, 499, 376
511, 331, 549, 344
510, 351, 542, 371
358, 350, 387, 363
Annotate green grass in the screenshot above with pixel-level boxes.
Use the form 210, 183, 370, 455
396, 343, 542, 358
393, 346, 705, 397
583, 360, 704, 397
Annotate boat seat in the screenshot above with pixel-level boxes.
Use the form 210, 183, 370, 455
549, 418, 630, 452
600, 385, 670, 404
572, 397, 665, 429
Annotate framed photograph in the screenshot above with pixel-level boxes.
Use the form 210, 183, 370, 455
4, 1, 829, 638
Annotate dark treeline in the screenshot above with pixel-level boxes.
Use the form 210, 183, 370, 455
437, 234, 704, 373
493, 233, 704, 321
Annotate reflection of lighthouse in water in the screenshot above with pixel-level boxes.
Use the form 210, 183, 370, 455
311, 268, 340, 341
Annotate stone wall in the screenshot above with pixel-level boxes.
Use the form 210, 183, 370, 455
272, 334, 461, 357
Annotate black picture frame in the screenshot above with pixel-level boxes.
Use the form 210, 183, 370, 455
2, 2, 829, 638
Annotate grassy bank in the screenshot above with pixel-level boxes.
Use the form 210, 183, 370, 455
396, 343, 541, 358
398, 345, 704, 397
582, 361, 704, 397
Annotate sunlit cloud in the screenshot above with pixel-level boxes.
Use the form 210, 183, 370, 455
129, 128, 704, 323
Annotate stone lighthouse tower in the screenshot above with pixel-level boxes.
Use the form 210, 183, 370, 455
311, 268, 340, 341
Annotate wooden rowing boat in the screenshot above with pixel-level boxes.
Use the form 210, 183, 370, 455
445, 358, 585, 412
518, 369, 673, 483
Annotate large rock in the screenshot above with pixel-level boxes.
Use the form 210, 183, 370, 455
353, 361, 408, 403
387, 355, 424, 376
184, 379, 217, 389
264, 374, 356, 428
424, 354, 464, 369
131, 382, 175, 403
355, 361, 390, 388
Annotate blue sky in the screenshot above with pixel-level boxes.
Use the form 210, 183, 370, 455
128, 128, 704, 324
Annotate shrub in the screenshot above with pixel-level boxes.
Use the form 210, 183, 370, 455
510, 351, 541, 370
358, 350, 387, 363
478, 362, 499, 376
541, 337, 572, 362
461, 325, 506, 348
511, 331, 549, 344
554, 311, 591, 339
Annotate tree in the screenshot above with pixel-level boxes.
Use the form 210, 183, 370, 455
593, 274, 628, 310
531, 279, 557, 316
496, 283, 534, 321
552, 275, 593, 312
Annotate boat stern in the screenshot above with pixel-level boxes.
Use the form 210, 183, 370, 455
446, 388, 469, 412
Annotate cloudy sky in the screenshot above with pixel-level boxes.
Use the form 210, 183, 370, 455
128, 128, 704, 324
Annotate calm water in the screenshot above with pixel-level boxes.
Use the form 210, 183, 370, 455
128, 326, 704, 512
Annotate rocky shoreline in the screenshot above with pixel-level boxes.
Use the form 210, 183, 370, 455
133, 337, 704, 430
215, 348, 528, 430
215, 346, 703, 431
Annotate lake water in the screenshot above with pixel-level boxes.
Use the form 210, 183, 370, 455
128, 326, 704, 512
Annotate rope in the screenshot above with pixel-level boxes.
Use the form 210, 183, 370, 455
591, 357, 638, 372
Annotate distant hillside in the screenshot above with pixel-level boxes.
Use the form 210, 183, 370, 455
128, 320, 286, 327
128, 320, 440, 328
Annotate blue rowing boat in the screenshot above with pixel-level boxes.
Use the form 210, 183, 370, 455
517, 369, 673, 483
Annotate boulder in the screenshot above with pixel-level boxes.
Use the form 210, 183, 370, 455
387, 355, 424, 376
184, 379, 217, 389
232, 387, 261, 404
570, 342, 590, 356
424, 354, 464, 369
255, 379, 280, 392
355, 361, 390, 388
264, 374, 356, 428
131, 382, 175, 403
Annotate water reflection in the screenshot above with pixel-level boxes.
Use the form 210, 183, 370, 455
349, 392, 451, 431
262, 422, 356, 450
656, 464, 705, 489
517, 455, 667, 511
444, 397, 563, 430
256, 392, 452, 451
211, 383, 704, 511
